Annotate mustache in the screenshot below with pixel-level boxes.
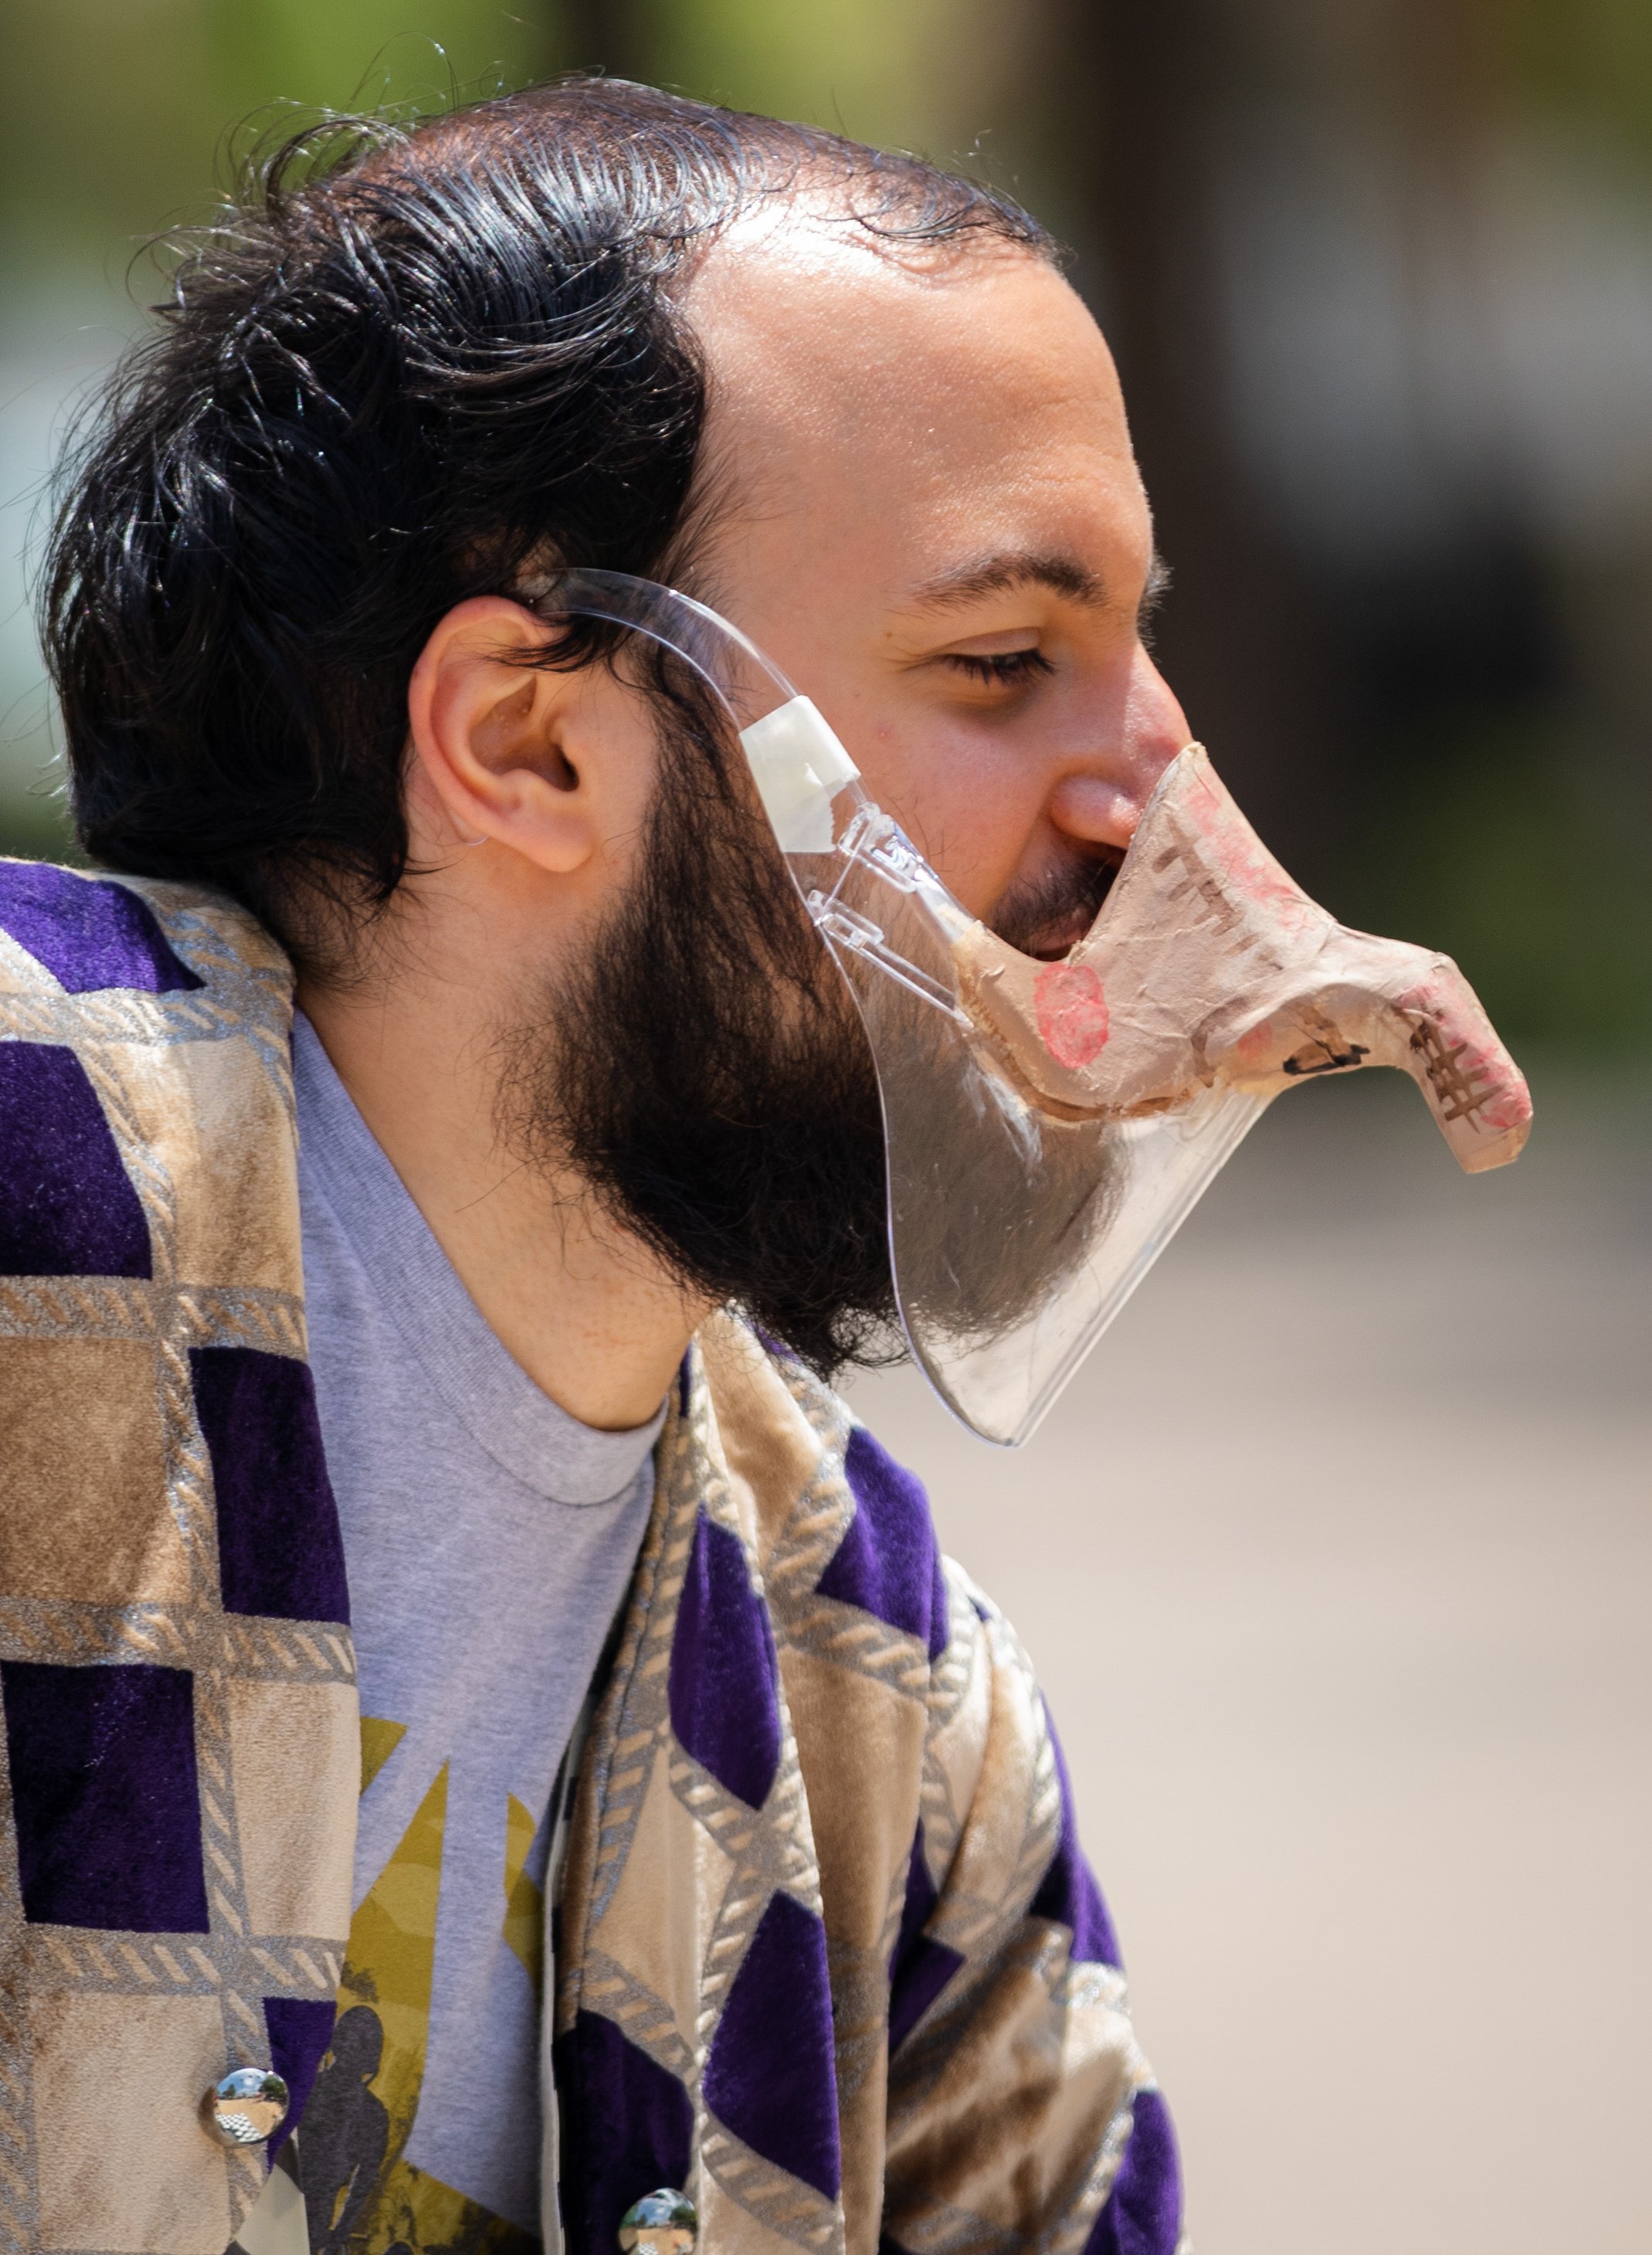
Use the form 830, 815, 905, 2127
989, 850, 1121, 960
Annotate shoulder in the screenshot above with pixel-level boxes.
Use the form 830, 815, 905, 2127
697, 1313, 955, 1670
0, 860, 301, 1299
0, 857, 287, 1001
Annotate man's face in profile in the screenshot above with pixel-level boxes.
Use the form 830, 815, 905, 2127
683, 215, 1189, 955
500, 222, 1192, 1375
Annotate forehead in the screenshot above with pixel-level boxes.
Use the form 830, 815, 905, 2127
682, 213, 1145, 600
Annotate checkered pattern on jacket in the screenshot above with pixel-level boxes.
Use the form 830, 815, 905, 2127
555, 1318, 1185, 2255
0, 863, 357, 2255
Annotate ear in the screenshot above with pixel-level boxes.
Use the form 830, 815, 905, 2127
405, 596, 612, 874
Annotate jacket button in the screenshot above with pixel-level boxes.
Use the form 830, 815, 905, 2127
617, 2189, 697, 2253
202, 2066, 290, 2148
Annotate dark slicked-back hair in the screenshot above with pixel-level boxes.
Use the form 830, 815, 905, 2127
43, 76, 1051, 960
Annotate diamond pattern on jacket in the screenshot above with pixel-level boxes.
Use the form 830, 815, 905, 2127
1081, 2090, 1182, 2255
702, 1889, 841, 2200
0, 864, 359, 2254
0, 1658, 209, 1931
554, 2009, 694, 2255
816, 1426, 950, 1660
0, 863, 203, 993
0, 1043, 152, 1277
1029, 1714, 1122, 1969
667, 1506, 779, 1809
191, 1345, 350, 1623
261, 1997, 337, 2166
887, 1823, 963, 2053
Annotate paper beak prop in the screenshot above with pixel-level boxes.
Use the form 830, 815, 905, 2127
534, 571, 1532, 1446
953, 743, 1531, 1175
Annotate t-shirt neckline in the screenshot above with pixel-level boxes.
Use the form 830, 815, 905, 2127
292, 1011, 666, 1505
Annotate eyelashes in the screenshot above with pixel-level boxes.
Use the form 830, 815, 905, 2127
945, 647, 1056, 687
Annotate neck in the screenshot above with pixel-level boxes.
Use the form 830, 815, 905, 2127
297, 960, 703, 1434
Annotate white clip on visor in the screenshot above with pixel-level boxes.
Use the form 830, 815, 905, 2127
534, 569, 1532, 1446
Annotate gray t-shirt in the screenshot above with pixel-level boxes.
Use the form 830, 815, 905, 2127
292, 1015, 661, 2245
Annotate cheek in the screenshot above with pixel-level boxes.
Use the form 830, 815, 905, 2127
853, 723, 1041, 914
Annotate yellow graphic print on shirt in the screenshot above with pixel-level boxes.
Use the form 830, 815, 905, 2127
359, 1715, 408, 1796
502, 1793, 544, 1989
300, 1734, 538, 2253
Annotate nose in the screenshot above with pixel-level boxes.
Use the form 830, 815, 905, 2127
1046, 651, 1190, 853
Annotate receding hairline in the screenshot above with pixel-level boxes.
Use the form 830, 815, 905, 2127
679, 181, 1057, 295
348, 76, 1058, 278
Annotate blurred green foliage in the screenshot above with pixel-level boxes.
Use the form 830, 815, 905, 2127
0, 2, 553, 265
1508, 0, 1652, 146
0, 0, 989, 272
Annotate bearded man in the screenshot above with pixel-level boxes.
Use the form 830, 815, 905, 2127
3, 77, 1197, 2255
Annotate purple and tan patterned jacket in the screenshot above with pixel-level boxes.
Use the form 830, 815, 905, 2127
0, 860, 1184, 2255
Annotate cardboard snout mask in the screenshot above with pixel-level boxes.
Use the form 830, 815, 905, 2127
954, 743, 1531, 1175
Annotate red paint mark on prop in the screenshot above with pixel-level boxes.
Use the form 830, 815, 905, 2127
1235, 1016, 1274, 1064
1478, 1084, 1532, 1134
1034, 963, 1110, 1068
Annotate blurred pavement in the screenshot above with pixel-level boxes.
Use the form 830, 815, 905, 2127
847, 1062, 1650, 2255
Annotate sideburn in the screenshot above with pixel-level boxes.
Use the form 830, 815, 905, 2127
500, 683, 901, 1376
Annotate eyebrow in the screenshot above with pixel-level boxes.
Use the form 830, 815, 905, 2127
902, 550, 1110, 615
901, 547, 1168, 622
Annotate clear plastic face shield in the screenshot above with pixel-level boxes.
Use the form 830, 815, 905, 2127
534, 569, 1532, 1446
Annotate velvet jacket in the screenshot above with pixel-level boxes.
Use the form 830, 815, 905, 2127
0, 860, 1183, 2255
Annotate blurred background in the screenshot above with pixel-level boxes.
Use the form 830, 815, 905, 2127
1, 3, 1646, 2250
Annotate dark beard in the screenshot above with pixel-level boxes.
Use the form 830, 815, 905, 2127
499, 664, 1125, 1390
500, 680, 901, 1377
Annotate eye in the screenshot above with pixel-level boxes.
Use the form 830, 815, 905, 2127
945, 646, 1055, 688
